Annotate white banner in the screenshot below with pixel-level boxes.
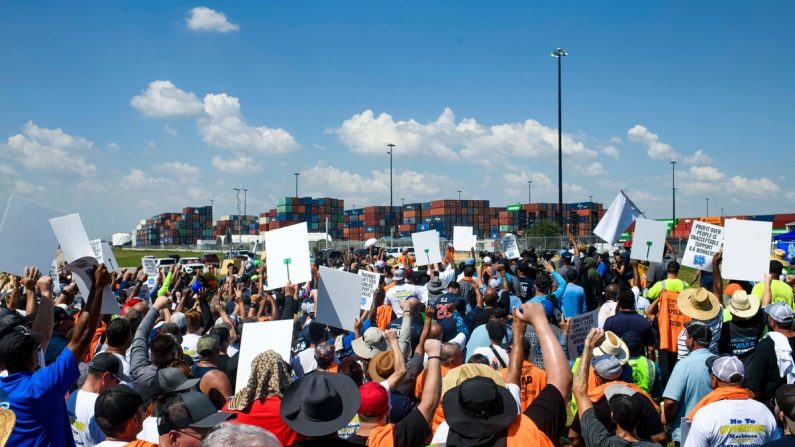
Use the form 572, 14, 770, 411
681, 222, 724, 272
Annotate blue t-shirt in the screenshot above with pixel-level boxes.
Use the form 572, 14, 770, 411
561, 283, 587, 317
1, 347, 80, 447
662, 348, 714, 442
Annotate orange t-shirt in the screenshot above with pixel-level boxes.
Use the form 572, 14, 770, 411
500, 361, 548, 411
415, 364, 453, 432
657, 290, 691, 352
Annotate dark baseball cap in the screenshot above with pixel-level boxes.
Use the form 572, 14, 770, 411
0, 325, 38, 364
89, 352, 132, 383
158, 392, 234, 435
685, 320, 712, 346
95, 385, 145, 431
153, 368, 200, 397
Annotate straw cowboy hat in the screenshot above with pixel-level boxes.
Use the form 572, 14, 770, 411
0, 409, 14, 446
593, 331, 629, 365
678, 288, 721, 321
772, 249, 788, 265
726, 290, 760, 319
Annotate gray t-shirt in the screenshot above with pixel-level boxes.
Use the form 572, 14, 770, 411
581, 408, 658, 447
646, 253, 676, 285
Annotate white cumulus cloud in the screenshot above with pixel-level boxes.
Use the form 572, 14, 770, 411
574, 162, 607, 177
688, 166, 725, 182
627, 124, 678, 161
332, 108, 597, 162
198, 93, 299, 154
186, 7, 239, 33
211, 155, 263, 174
727, 176, 780, 195
156, 161, 200, 177
2, 121, 96, 177
130, 81, 204, 118
683, 149, 713, 165
600, 145, 619, 159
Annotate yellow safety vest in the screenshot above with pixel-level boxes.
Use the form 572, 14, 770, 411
628, 356, 655, 395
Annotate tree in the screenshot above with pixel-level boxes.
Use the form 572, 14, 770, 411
524, 221, 562, 237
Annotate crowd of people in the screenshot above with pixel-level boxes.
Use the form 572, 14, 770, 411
0, 236, 795, 447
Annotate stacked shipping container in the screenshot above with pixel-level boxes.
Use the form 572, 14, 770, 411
213, 215, 259, 239
134, 206, 212, 246
260, 197, 345, 239
344, 206, 401, 240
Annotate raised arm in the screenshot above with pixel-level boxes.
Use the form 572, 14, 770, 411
763, 273, 773, 308
519, 301, 572, 400
66, 265, 111, 360
712, 251, 724, 298
32, 273, 54, 351
573, 328, 604, 415
417, 339, 442, 424
506, 310, 527, 387
22, 267, 40, 318
382, 329, 406, 390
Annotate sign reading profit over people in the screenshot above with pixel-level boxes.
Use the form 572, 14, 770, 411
681, 221, 723, 272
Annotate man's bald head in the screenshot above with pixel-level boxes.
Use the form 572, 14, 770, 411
406, 297, 420, 315
441, 343, 463, 367
429, 322, 443, 340
605, 284, 620, 302
484, 288, 498, 305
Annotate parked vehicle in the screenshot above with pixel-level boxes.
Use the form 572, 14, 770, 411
386, 247, 415, 259
178, 258, 206, 274
155, 257, 176, 270
200, 253, 220, 267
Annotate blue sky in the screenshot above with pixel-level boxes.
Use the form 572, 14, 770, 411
1, 1, 793, 237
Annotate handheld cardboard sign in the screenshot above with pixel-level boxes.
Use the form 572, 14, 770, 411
0, 195, 64, 276
681, 222, 724, 272
265, 222, 311, 289
502, 234, 520, 259
411, 230, 442, 266
359, 270, 381, 311
316, 266, 363, 332
234, 320, 294, 393
453, 226, 476, 252
722, 219, 772, 282
630, 219, 668, 263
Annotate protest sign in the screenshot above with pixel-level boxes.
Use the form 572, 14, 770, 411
234, 320, 294, 393
681, 222, 724, 272
524, 324, 563, 369
0, 195, 64, 276
630, 219, 668, 263
722, 219, 772, 282
50, 214, 120, 314
265, 222, 311, 290
411, 230, 442, 266
502, 233, 520, 259
594, 191, 642, 244
90, 239, 120, 273
566, 310, 599, 359
316, 267, 362, 332
359, 269, 381, 310
142, 257, 158, 290
453, 226, 476, 252
483, 239, 495, 252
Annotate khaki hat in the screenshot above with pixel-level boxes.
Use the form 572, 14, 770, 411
351, 327, 389, 360
593, 331, 629, 365
441, 363, 505, 398
726, 290, 760, 319
367, 351, 395, 383
0, 409, 15, 446
678, 288, 721, 321
772, 249, 787, 264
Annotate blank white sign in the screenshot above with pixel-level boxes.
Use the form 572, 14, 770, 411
722, 219, 772, 282
411, 230, 442, 266
453, 226, 476, 252
630, 219, 668, 263
0, 196, 64, 276
265, 222, 311, 290
316, 266, 363, 332
234, 320, 294, 393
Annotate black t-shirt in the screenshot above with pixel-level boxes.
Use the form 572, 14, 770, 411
517, 277, 534, 302
571, 393, 664, 441
718, 311, 765, 361
748, 334, 795, 403
347, 407, 431, 447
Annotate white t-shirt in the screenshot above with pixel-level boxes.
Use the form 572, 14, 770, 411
94, 441, 127, 447
137, 416, 159, 443
597, 301, 618, 329
684, 398, 777, 447
385, 282, 425, 317
182, 333, 201, 363
69, 390, 103, 447
472, 345, 510, 369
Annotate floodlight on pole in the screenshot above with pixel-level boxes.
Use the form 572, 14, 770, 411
552, 47, 568, 231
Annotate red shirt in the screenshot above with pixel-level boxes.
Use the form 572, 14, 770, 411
222, 396, 303, 446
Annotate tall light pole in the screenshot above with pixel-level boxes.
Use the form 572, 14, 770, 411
387, 143, 395, 239
552, 48, 567, 231
233, 187, 242, 249
721, 207, 725, 218
457, 190, 462, 226
401, 198, 405, 207
528, 180, 532, 204
293, 173, 299, 198
706, 197, 710, 216
671, 161, 677, 229
243, 188, 248, 217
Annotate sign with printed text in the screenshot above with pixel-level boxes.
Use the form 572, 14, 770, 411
90, 239, 120, 273
682, 222, 724, 272
453, 226, 476, 252
142, 257, 158, 289
722, 219, 772, 282
630, 218, 668, 263
502, 233, 520, 259
411, 230, 442, 266
359, 269, 381, 310
566, 310, 599, 360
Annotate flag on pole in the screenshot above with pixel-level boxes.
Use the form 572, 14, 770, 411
593, 191, 643, 244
